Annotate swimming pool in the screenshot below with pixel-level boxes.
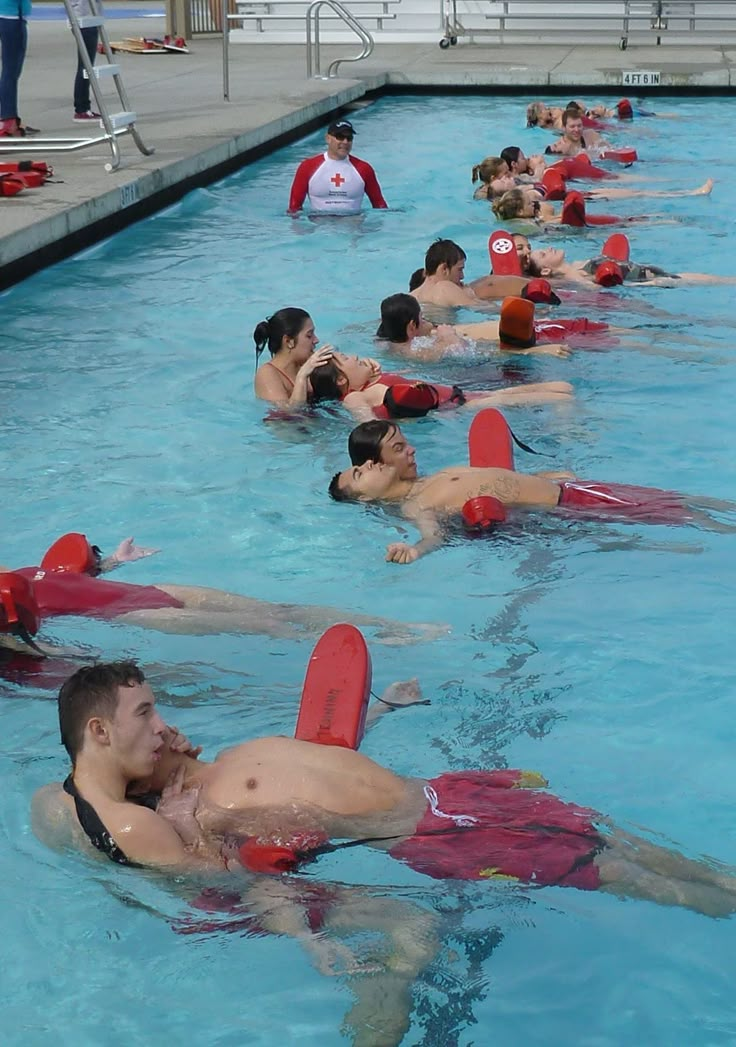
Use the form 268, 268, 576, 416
2, 93, 736, 1044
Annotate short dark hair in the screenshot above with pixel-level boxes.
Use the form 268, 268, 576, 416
348, 420, 395, 465
58, 661, 145, 763
309, 359, 346, 402
328, 471, 353, 502
500, 145, 522, 168
408, 267, 425, 291
423, 239, 466, 276
376, 293, 421, 343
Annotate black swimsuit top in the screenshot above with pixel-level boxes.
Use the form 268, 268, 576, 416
63, 775, 158, 867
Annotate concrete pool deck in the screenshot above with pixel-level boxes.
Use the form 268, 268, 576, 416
2, 13, 736, 288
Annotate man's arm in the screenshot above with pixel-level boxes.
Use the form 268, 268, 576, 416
385, 509, 444, 565
98, 536, 159, 573
287, 155, 322, 214
351, 157, 388, 209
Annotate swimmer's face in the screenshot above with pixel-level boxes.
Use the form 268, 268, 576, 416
339, 459, 397, 501
447, 257, 466, 285
326, 130, 354, 161
564, 116, 584, 141
519, 190, 541, 219
107, 682, 167, 779
288, 317, 318, 363
531, 247, 565, 275
379, 425, 417, 481
491, 174, 516, 195
409, 311, 434, 338
333, 352, 376, 391
513, 235, 532, 272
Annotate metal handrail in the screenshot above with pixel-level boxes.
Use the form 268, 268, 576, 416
306, 0, 374, 79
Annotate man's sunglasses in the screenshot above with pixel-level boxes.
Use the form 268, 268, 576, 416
333, 133, 354, 141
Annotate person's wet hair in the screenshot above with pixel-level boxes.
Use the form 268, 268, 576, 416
562, 106, 583, 127
408, 267, 426, 291
471, 157, 506, 185
526, 102, 546, 127
424, 239, 466, 276
328, 471, 354, 502
348, 420, 395, 466
308, 358, 347, 402
252, 307, 311, 365
59, 661, 145, 763
492, 189, 527, 221
376, 293, 422, 343
500, 145, 522, 169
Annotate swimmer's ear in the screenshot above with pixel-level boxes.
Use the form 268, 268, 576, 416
88, 716, 111, 747
540, 266, 552, 278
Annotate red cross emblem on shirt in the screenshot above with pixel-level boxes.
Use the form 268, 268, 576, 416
331, 172, 346, 187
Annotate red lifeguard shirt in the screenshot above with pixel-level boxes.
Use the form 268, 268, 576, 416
288, 153, 388, 214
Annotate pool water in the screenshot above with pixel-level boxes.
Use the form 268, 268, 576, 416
2, 94, 736, 1045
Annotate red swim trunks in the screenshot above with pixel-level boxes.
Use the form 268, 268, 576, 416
389, 772, 603, 890
16, 568, 184, 619
557, 481, 691, 524
534, 318, 617, 348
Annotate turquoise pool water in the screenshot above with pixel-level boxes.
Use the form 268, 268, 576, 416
2, 94, 736, 1044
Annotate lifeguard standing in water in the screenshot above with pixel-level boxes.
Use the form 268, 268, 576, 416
287, 119, 388, 215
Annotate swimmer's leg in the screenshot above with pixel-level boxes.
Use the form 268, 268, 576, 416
120, 586, 449, 644
465, 382, 574, 408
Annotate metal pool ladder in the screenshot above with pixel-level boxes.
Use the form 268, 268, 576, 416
306, 0, 374, 79
0, 0, 153, 172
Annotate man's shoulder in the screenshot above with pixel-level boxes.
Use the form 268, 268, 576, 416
31, 782, 76, 851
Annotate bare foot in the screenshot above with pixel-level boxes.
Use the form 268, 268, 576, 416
378, 678, 430, 709
696, 178, 714, 195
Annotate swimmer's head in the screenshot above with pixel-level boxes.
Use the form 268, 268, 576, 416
329, 459, 399, 503
58, 661, 149, 764
513, 236, 548, 280
253, 308, 316, 366
408, 267, 426, 291
423, 240, 466, 284
530, 246, 565, 277
348, 421, 417, 481
561, 108, 584, 141
471, 156, 509, 185
309, 352, 376, 401
377, 294, 431, 344
526, 102, 554, 128
325, 119, 355, 160
500, 146, 526, 175
492, 189, 539, 221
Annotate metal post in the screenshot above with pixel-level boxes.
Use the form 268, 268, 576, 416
222, 0, 230, 100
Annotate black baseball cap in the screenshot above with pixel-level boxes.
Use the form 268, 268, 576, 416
327, 119, 356, 137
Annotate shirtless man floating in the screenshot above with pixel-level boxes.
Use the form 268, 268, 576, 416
31, 661, 736, 919
328, 455, 735, 563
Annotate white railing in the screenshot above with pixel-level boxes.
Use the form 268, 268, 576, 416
306, 0, 374, 77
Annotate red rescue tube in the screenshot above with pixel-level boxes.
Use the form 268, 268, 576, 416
0, 160, 53, 179
522, 278, 561, 305
238, 830, 329, 874
0, 173, 24, 197
595, 261, 624, 287
616, 98, 633, 120
0, 572, 41, 637
551, 155, 613, 181
560, 190, 620, 227
540, 167, 567, 201
40, 533, 98, 574
462, 496, 507, 532
488, 230, 522, 275
581, 114, 608, 130
602, 232, 630, 262
468, 408, 515, 469
294, 623, 372, 749
599, 148, 638, 164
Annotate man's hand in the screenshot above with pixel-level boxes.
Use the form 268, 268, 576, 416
163, 724, 202, 759
535, 343, 571, 358
111, 537, 160, 565
385, 542, 419, 565
157, 766, 201, 847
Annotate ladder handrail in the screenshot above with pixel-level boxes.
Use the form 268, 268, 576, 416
305, 0, 374, 78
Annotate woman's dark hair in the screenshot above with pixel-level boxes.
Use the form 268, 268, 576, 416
376, 293, 421, 343
307, 359, 347, 402
408, 267, 425, 291
500, 145, 521, 168
58, 661, 145, 763
348, 420, 395, 466
253, 308, 311, 364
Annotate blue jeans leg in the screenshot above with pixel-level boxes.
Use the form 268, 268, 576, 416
73, 26, 99, 114
0, 17, 28, 121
